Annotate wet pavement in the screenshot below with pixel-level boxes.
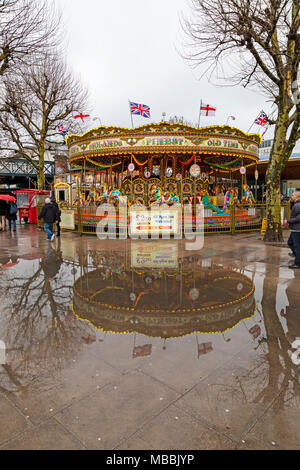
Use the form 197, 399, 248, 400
0, 226, 299, 450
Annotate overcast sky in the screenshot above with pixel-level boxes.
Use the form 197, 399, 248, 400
54, 0, 297, 149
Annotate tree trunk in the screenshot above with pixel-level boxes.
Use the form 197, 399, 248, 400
264, 174, 283, 242
264, 107, 289, 243
37, 138, 45, 190
37, 163, 45, 190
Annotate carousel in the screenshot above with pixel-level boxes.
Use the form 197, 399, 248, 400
72, 249, 256, 340
65, 122, 261, 231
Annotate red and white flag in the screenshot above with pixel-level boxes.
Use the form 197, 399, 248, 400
74, 112, 90, 122
197, 342, 213, 357
254, 111, 268, 127
200, 103, 216, 116
132, 344, 152, 358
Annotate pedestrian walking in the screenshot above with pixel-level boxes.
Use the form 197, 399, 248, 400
287, 191, 300, 269
0, 200, 8, 231
6, 200, 18, 231
51, 197, 61, 237
38, 197, 59, 241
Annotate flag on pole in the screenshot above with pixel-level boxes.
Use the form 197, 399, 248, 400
74, 112, 90, 122
129, 101, 151, 118
200, 103, 216, 116
254, 111, 268, 126
57, 124, 67, 135
249, 325, 261, 339
261, 126, 269, 138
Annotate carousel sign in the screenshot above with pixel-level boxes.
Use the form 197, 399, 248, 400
129, 207, 181, 237
69, 135, 258, 155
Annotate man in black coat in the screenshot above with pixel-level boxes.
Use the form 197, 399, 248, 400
51, 197, 61, 237
287, 191, 300, 269
38, 197, 59, 241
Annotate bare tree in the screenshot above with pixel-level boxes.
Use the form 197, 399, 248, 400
0, 57, 88, 189
181, 0, 300, 241
0, 0, 61, 77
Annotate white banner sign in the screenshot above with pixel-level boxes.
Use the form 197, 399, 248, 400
129, 207, 181, 237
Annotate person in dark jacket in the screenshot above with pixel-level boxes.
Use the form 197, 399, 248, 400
38, 197, 59, 241
6, 201, 18, 231
287, 191, 300, 269
0, 200, 8, 231
51, 197, 61, 237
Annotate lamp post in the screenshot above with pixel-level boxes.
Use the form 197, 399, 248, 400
93, 117, 102, 126
226, 115, 236, 125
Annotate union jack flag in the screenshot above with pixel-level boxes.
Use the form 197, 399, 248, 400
254, 111, 268, 127
129, 101, 151, 118
58, 124, 67, 135
249, 325, 261, 339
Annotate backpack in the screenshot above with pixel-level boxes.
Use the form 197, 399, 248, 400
9, 203, 17, 215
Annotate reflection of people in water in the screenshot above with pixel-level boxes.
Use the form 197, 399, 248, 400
41, 242, 63, 279
0, 254, 19, 268
281, 277, 300, 344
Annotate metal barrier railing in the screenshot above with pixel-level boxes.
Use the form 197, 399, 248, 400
35, 201, 290, 237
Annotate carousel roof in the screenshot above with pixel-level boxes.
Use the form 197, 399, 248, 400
66, 123, 261, 173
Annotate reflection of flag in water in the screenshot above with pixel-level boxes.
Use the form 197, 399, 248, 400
249, 325, 261, 339
132, 343, 152, 358
81, 335, 96, 344
198, 342, 213, 358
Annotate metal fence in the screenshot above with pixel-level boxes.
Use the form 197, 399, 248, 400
39, 201, 290, 237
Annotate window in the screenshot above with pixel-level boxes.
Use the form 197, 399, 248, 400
58, 190, 65, 201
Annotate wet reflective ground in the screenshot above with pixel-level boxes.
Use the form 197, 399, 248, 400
0, 227, 299, 450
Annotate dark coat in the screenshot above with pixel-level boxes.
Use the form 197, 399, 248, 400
52, 202, 61, 222
38, 203, 59, 225
6, 202, 18, 221
0, 200, 8, 216
288, 199, 300, 231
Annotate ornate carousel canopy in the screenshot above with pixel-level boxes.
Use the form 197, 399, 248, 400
66, 123, 261, 174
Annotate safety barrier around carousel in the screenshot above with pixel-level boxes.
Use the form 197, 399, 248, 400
56, 201, 290, 236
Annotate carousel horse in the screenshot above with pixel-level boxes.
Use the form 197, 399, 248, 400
224, 189, 233, 209
109, 188, 121, 200
149, 185, 163, 206
73, 191, 85, 206
166, 192, 180, 205
242, 184, 256, 204
201, 190, 228, 214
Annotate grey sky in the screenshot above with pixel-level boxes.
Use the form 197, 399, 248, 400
54, 0, 294, 147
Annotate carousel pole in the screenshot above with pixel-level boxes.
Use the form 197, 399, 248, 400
254, 164, 258, 201
109, 157, 112, 188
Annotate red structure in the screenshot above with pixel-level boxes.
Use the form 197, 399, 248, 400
13, 189, 50, 224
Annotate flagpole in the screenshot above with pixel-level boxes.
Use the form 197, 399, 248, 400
197, 99, 202, 128
128, 99, 134, 128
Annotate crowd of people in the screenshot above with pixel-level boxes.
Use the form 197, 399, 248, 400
0, 199, 18, 232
